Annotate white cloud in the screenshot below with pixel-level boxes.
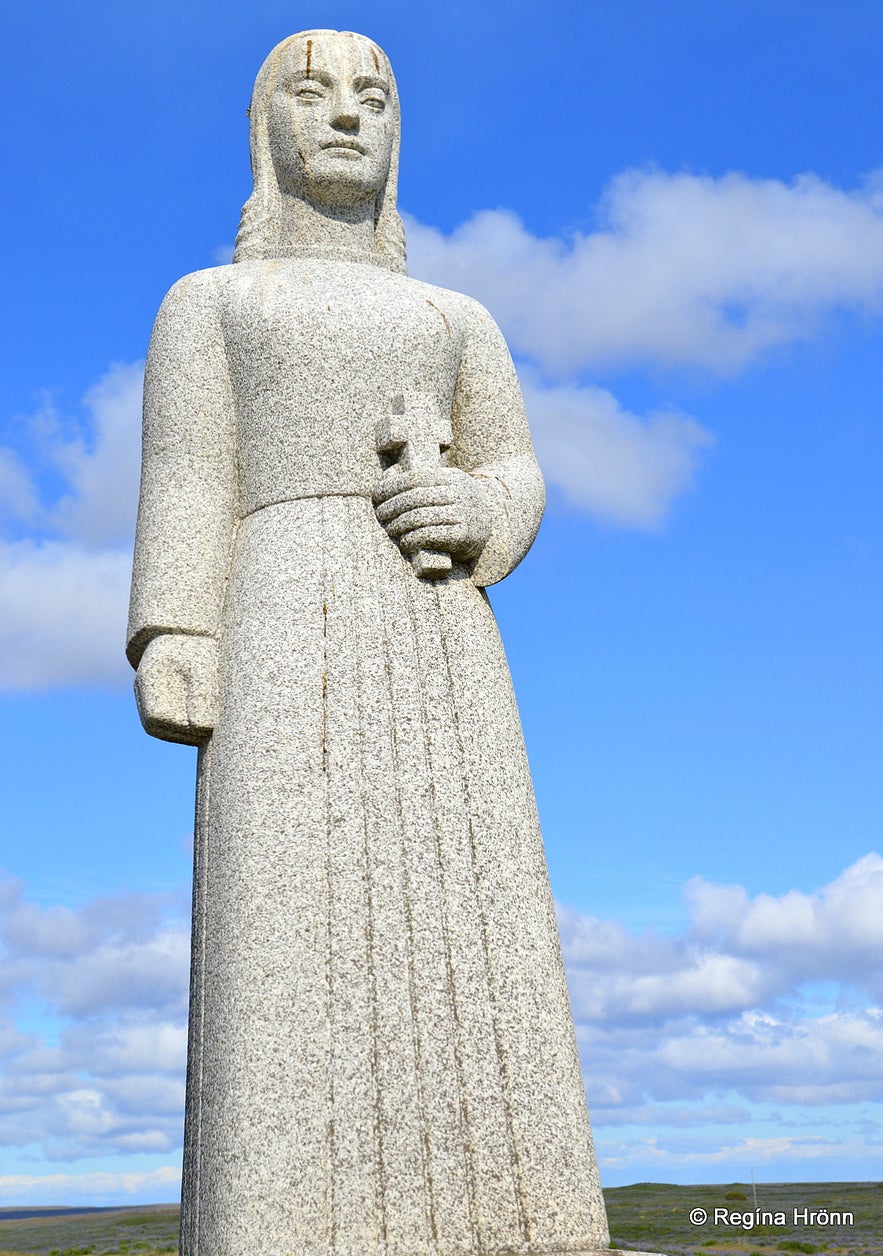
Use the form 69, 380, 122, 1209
554, 856, 883, 1161
406, 168, 883, 373
406, 169, 883, 527
0, 1164, 180, 1205
596, 1129, 879, 1172
0, 539, 132, 690
1, 883, 189, 1019
0, 449, 39, 524
558, 908, 776, 1023
0, 362, 141, 691
5, 891, 167, 957
521, 375, 712, 526
559, 854, 883, 1031
13, 166, 883, 692
0, 860, 880, 1176
686, 853, 883, 985
0, 882, 188, 1162
48, 361, 144, 545
0, 1011, 188, 1160
39, 930, 190, 1019
62, 1021, 187, 1078
654, 1009, 883, 1105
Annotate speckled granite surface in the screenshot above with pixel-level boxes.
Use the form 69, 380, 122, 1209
127, 27, 661, 1256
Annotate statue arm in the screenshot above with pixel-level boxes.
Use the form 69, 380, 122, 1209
450, 298, 545, 586
126, 271, 238, 743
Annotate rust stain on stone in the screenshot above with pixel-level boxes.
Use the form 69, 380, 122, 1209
321, 600, 328, 771
426, 299, 451, 335
305, 38, 313, 78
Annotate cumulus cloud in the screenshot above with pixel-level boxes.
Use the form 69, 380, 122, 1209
556, 854, 883, 1146
11, 166, 883, 691
0, 880, 189, 1164
406, 169, 883, 527
0, 362, 141, 691
655, 1009, 883, 1104
560, 853, 883, 1029
0, 539, 132, 690
406, 168, 883, 373
48, 362, 143, 545
403, 168, 883, 528
521, 375, 712, 526
0, 449, 39, 524
0, 859, 880, 1177
686, 853, 883, 986
0, 879, 189, 1019
558, 910, 777, 1024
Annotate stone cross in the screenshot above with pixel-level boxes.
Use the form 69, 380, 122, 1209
376, 391, 453, 578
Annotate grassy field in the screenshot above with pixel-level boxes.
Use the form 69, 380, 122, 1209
0, 1204, 178, 1256
606, 1179, 883, 1255
0, 1182, 881, 1255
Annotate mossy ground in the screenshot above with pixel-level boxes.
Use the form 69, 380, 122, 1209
1, 1182, 881, 1256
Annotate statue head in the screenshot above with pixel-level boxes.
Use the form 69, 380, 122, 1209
233, 30, 406, 273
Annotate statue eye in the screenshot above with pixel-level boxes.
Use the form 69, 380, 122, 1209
295, 84, 325, 101
361, 93, 386, 113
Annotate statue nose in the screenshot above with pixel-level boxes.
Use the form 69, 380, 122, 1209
330, 94, 359, 130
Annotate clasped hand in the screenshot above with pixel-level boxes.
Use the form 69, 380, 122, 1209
372, 467, 492, 563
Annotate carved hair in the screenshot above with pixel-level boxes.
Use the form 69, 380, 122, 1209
232, 30, 407, 274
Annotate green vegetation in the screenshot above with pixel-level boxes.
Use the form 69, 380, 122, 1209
0, 1206, 177, 1256
1, 1182, 880, 1256
605, 1180, 881, 1254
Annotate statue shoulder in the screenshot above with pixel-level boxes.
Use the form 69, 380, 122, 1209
146, 266, 245, 372
156, 265, 238, 322
400, 274, 505, 342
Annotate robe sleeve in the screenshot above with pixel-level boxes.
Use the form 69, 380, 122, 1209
449, 296, 546, 587
126, 270, 239, 669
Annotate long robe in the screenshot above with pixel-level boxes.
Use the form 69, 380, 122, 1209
128, 255, 609, 1256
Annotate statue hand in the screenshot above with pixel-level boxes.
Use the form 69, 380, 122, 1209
373, 468, 493, 563
134, 633, 219, 745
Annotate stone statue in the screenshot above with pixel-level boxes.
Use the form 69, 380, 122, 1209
128, 28, 644, 1256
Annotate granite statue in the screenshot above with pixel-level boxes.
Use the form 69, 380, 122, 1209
128, 28, 643, 1256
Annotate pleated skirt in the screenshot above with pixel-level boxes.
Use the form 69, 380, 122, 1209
180, 496, 608, 1256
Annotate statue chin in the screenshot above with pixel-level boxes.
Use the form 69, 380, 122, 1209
303, 170, 384, 210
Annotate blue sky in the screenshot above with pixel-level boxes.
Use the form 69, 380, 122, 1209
2, 0, 883, 1206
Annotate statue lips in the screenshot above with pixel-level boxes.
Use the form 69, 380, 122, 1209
320, 139, 367, 159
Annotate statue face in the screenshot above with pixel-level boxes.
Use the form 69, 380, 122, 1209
267, 32, 395, 211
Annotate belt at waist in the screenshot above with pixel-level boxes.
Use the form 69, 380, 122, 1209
243, 489, 375, 519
